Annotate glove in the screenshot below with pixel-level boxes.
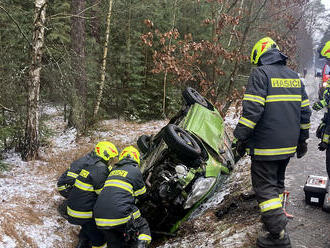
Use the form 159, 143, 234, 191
316, 122, 326, 139
312, 100, 326, 111
318, 141, 328, 151
296, 141, 307, 159
232, 138, 247, 162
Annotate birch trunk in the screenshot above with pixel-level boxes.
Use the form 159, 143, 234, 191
93, 0, 114, 117
23, 0, 46, 160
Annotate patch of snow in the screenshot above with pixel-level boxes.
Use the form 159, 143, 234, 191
0, 235, 17, 248
219, 227, 248, 248
224, 106, 240, 130
159, 232, 215, 248
40, 104, 63, 116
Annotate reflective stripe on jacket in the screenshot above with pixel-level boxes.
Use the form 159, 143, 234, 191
57, 152, 99, 198
234, 49, 311, 161
67, 160, 111, 225
93, 159, 146, 229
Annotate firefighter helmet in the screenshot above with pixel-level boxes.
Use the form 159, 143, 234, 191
95, 141, 118, 161
321, 41, 330, 59
251, 37, 279, 65
119, 146, 141, 166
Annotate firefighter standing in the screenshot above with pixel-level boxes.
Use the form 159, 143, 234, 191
67, 141, 118, 248
93, 146, 151, 248
233, 37, 311, 248
313, 40, 330, 179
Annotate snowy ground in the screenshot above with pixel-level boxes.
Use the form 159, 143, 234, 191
0, 105, 168, 248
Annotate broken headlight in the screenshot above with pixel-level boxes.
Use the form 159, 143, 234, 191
184, 177, 216, 209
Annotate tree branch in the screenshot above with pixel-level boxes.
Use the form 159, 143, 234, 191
0, 5, 32, 47
48, 1, 100, 20
0, 103, 14, 112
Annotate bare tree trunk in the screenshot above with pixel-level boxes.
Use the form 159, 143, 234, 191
162, 0, 178, 118
93, 0, 114, 117
23, 0, 46, 161
70, 0, 87, 133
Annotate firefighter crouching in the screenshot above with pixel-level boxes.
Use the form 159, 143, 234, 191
93, 146, 152, 248
67, 141, 118, 248
233, 37, 311, 248
57, 143, 113, 218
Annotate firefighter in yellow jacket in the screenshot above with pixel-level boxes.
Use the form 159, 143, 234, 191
67, 141, 118, 248
93, 146, 151, 248
233, 37, 311, 248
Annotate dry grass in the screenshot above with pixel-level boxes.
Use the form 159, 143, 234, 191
1, 209, 40, 248
0, 116, 168, 248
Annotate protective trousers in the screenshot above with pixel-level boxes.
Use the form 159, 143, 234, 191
251, 158, 289, 234
79, 220, 107, 248
102, 217, 151, 248
325, 147, 330, 179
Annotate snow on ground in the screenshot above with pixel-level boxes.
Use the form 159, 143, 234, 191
0, 106, 167, 248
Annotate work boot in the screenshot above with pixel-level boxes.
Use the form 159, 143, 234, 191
257, 229, 291, 248
137, 240, 149, 248
75, 238, 90, 248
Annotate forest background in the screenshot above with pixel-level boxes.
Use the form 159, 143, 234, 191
0, 0, 330, 162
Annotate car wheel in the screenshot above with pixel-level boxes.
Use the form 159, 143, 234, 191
163, 124, 201, 160
137, 135, 151, 154
182, 87, 208, 108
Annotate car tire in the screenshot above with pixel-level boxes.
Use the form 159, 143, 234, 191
182, 87, 208, 108
137, 135, 151, 154
163, 124, 201, 160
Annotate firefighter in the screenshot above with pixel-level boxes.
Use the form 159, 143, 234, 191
313, 42, 330, 179
93, 146, 151, 248
67, 141, 118, 248
233, 37, 311, 248
57, 144, 111, 218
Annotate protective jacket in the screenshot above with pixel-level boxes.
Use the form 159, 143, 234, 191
67, 155, 111, 225
234, 49, 311, 161
93, 158, 146, 229
57, 152, 96, 198
315, 89, 330, 144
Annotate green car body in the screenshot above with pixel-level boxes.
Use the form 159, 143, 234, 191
138, 92, 234, 234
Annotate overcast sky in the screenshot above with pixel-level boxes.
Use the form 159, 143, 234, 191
321, 0, 330, 9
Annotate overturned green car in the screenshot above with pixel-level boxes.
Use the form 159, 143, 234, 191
136, 87, 235, 233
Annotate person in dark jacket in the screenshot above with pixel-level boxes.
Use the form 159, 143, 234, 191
93, 146, 151, 248
57, 149, 105, 219
233, 37, 311, 248
67, 141, 118, 248
313, 53, 330, 180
